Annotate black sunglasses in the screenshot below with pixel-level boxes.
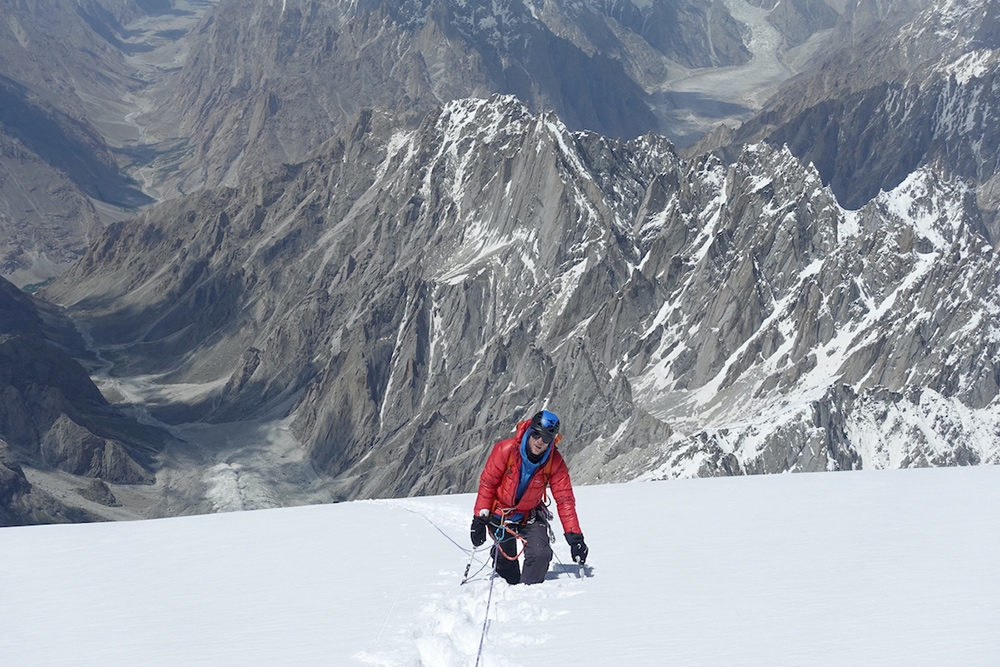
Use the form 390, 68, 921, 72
530, 429, 553, 444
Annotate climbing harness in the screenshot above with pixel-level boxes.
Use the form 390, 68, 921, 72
491, 508, 528, 561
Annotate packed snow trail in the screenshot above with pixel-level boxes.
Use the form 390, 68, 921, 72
3, 467, 1000, 666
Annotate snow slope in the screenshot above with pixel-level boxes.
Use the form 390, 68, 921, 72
3, 466, 1000, 666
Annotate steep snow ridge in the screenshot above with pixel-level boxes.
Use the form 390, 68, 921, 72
945, 49, 997, 85
881, 169, 967, 250
839, 208, 862, 240
437, 217, 532, 286
847, 389, 1000, 468
687, 176, 727, 267
541, 255, 591, 334
433, 104, 534, 284
435, 98, 605, 306
437, 97, 529, 206
542, 117, 591, 180
379, 292, 418, 425
897, 0, 963, 51
933, 0, 984, 41
374, 130, 417, 184
935, 75, 991, 141
690, 281, 799, 413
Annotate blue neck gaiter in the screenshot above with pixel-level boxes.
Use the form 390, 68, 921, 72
515, 430, 551, 504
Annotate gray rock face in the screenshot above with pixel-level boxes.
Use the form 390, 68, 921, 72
78, 477, 120, 507
142, 0, 758, 194
0, 438, 31, 509
0, 276, 160, 486
0, 0, 160, 286
1, 436, 106, 526
717, 0, 1000, 233
532, 0, 751, 70
764, 0, 839, 48
629, 148, 1000, 478
41, 415, 154, 484
46, 96, 1000, 503
0, 437, 34, 526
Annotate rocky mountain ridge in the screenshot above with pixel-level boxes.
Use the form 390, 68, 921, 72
44, 94, 1000, 509
704, 0, 1000, 235
0, 274, 167, 525
142, 0, 868, 195
0, 0, 906, 288
0, 0, 175, 287
142, 0, 707, 194
7, 0, 1000, 522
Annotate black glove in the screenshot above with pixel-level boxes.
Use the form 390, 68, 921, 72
565, 532, 588, 564
471, 515, 488, 547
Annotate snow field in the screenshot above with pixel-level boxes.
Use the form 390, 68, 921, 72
3, 465, 1000, 666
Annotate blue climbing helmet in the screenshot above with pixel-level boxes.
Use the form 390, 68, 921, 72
529, 410, 560, 442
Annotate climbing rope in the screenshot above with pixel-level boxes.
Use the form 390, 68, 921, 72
398, 506, 475, 555
473, 509, 528, 666
491, 512, 528, 561
473, 547, 499, 667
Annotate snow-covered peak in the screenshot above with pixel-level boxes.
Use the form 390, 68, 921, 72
876, 168, 975, 251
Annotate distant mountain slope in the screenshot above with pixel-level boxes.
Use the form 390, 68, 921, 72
0, 275, 166, 525
707, 0, 1000, 234
1, 0, 926, 289
15, 0, 1000, 521
0, 0, 165, 286
0, 270, 176, 526
46, 96, 1000, 505
140, 0, 768, 194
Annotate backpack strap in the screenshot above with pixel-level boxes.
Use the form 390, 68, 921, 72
541, 451, 554, 485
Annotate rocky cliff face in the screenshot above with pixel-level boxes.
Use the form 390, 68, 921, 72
0, 0, 164, 286
142, 0, 759, 193
541, 0, 751, 70
46, 95, 1000, 502
715, 0, 1000, 236
626, 148, 1000, 478
0, 438, 32, 519
0, 436, 111, 525
753, 0, 839, 48
0, 275, 163, 492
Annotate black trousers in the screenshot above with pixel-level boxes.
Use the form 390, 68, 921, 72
489, 512, 553, 585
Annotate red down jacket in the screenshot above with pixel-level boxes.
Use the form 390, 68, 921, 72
473, 418, 582, 534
